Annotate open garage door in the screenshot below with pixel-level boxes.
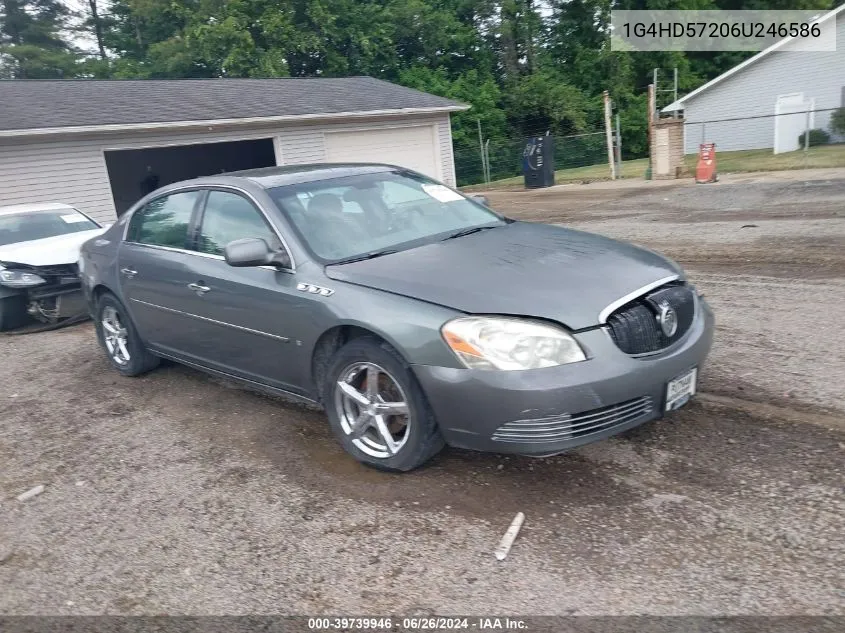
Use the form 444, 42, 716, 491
105, 138, 276, 215
325, 126, 440, 180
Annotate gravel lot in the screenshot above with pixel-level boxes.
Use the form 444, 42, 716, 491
2, 170, 844, 616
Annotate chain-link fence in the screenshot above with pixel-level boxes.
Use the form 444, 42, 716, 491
682, 106, 845, 172
454, 129, 619, 187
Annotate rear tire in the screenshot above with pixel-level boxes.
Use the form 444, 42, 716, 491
323, 336, 445, 472
95, 292, 160, 376
0, 294, 30, 332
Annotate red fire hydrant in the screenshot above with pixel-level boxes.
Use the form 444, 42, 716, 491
695, 143, 717, 184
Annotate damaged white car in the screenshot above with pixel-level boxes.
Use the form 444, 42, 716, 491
0, 203, 107, 331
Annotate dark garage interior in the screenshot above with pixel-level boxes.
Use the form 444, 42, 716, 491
104, 138, 276, 215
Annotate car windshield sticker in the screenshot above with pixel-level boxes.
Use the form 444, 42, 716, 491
421, 184, 464, 203
60, 214, 89, 224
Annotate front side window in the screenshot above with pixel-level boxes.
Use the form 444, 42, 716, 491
0, 208, 99, 247
196, 191, 279, 256
268, 171, 504, 262
126, 191, 198, 248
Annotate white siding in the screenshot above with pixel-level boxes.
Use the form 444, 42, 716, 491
437, 117, 456, 185
325, 125, 440, 179
682, 14, 845, 153
0, 113, 456, 223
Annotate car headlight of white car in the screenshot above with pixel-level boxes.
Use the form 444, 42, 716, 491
0, 265, 46, 288
442, 316, 586, 370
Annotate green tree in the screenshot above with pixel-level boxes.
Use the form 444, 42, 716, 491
0, 0, 79, 77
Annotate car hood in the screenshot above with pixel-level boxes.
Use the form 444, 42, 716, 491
325, 222, 682, 329
0, 229, 107, 267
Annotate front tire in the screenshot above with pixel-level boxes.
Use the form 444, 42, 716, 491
95, 292, 160, 376
0, 294, 30, 332
323, 336, 445, 472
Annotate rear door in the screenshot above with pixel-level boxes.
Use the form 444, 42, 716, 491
117, 190, 204, 354
176, 189, 310, 393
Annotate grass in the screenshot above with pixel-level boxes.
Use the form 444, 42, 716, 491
462, 143, 845, 191
683, 143, 845, 173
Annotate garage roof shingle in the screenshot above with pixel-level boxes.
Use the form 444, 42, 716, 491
0, 77, 467, 133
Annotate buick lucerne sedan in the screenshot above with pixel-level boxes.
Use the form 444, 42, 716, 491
79, 164, 714, 472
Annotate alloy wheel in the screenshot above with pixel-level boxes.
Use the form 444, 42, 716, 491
101, 305, 131, 366
334, 362, 411, 458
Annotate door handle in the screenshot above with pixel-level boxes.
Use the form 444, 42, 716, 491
188, 282, 211, 295
120, 267, 137, 278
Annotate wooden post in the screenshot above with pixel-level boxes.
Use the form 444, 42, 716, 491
477, 119, 488, 184
615, 113, 622, 176
646, 83, 656, 180
603, 91, 617, 180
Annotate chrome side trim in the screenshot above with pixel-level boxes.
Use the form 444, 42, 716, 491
130, 298, 289, 342
122, 184, 296, 273
598, 275, 680, 324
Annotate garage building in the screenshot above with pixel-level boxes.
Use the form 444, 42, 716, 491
0, 77, 467, 223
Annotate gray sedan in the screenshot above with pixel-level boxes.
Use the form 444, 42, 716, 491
79, 164, 714, 471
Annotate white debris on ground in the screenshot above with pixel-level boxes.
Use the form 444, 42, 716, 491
16, 485, 45, 502
495, 512, 526, 561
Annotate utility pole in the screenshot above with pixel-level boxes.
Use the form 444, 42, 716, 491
603, 91, 617, 180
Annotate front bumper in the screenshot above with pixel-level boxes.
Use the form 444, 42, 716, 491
412, 299, 715, 456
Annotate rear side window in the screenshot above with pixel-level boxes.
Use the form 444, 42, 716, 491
126, 191, 198, 248
195, 191, 279, 256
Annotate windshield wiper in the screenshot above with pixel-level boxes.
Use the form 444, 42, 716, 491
329, 249, 399, 265
441, 225, 499, 242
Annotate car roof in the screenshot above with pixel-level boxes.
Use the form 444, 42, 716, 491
0, 202, 78, 216
180, 163, 403, 190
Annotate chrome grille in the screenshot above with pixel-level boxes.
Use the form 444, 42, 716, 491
607, 284, 696, 355
492, 396, 653, 444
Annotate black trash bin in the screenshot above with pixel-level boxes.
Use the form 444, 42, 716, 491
522, 135, 555, 189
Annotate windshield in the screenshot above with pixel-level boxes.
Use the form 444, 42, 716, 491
0, 208, 99, 247
267, 171, 505, 263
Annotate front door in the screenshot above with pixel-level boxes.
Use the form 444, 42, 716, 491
117, 189, 204, 355
175, 189, 311, 393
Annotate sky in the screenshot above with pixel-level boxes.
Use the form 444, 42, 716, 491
63, 0, 106, 53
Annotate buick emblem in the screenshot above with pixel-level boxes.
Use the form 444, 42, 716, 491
657, 301, 678, 337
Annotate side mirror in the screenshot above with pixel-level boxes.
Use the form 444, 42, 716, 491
224, 238, 291, 269
471, 194, 490, 207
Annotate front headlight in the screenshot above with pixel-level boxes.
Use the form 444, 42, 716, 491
0, 268, 46, 288
441, 316, 586, 370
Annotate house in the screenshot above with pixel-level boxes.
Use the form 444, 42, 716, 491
663, 4, 845, 155
0, 77, 467, 223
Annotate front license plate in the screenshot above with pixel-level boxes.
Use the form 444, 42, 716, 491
665, 367, 697, 411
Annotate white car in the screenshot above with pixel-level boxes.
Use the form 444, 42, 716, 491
0, 203, 107, 331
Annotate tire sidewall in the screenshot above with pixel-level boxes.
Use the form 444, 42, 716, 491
323, 338, 442, 472
95, 293, 151, 376
0, 294, 30, 332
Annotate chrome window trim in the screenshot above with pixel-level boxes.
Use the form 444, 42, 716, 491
120, 242, 280, 271
121, 184, 296, 273
130, 298, 290, 342
597, 275, 680, 324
